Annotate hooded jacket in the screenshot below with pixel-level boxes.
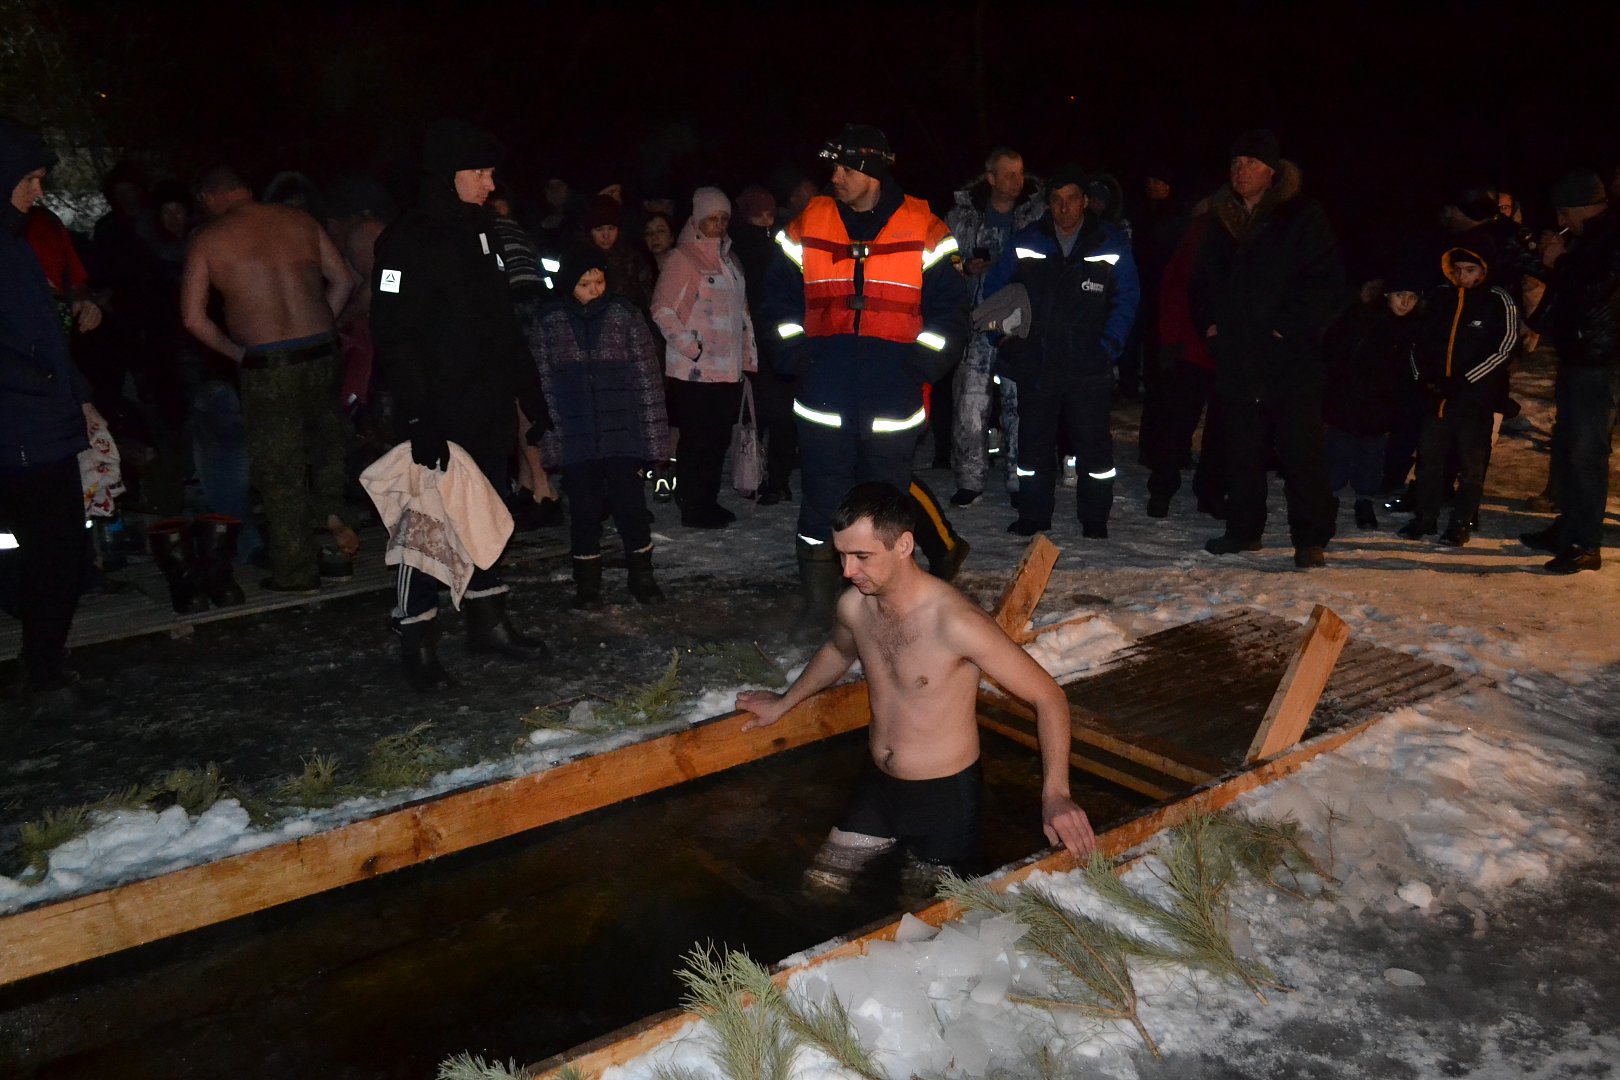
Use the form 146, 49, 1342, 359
0, 122, 90, 470
945, 176, 1046, 305
761, 182, 968, 428
528, 249, 669, 470
371, 119, 548, 459
983, 211, 1140, 390
1415, 248, 1518, 416
650, 217, 758, 383
1190, 160, 1346, 400
1321, 299, 1421, 436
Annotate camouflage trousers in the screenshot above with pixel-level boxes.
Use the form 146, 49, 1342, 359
950, 332, 1020, 493
239, 346, 347, 588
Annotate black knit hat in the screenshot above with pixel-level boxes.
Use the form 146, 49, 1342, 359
557, 245, 608, 297
1550, 169, 1608, 209
421, 117, 506, 178
819, 124, 895, 179
0, 119, 57, 194
1229, 129, 1281, 171
1045, 164, 1088, 200
1451, 185, 1499, 222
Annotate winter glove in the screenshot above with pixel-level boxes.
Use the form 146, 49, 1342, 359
406, 417, 449, 471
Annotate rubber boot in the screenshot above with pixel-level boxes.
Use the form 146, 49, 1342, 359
190, 513, 245, 606
626, 547, 664, 604
464, 591, 549, 661
794, 539, 843, 642
148, 518, 211, 614
571, 556, 603, 610
397, 618, 454, 692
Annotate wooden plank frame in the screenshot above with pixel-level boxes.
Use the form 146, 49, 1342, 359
1246, 604, 1350, 762
530, 710, 1387, 1080
993, 534, 1059, 639
0, 683, 872, 989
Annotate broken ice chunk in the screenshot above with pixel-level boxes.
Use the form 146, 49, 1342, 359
1396, 880, 1433, 910
1383, 967, 1427, 987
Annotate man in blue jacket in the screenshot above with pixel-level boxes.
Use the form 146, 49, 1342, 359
0, 120, 105, 720
987, 167, 1139, 538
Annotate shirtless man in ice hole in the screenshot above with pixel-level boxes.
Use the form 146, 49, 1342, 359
737, 482, 1095, 897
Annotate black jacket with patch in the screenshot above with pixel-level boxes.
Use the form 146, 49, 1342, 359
372, 182, 547, 459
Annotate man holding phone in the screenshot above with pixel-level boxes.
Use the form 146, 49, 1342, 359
945, 148, 1046, 507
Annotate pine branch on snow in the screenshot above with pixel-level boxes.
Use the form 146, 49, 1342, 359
674, 942, 799, 1080
722, 948, 884, 1080
433, 1051, 533, 1079
937, 871, 1161, 1058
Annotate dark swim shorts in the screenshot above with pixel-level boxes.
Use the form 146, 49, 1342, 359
837, 758, 982, 870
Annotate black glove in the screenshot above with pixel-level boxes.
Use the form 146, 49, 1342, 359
406, 417, 448, 471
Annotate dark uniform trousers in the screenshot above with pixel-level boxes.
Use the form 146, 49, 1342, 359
1017, 372, 1115, 527
1221, 388, 1337, 548
796, 420, 915, 544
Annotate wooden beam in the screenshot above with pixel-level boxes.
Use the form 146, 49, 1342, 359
979, 689, 1220, 785
1016, 611, 1099, 646
533, 710, 1386, 1080
0, 682, 873, 988
1246, 605, 1350, 763
992, 534, 1059, 638
975, 713, 1180, 801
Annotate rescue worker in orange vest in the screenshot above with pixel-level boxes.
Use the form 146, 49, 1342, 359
762, 125, 969, 630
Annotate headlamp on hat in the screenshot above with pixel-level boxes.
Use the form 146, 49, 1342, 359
819, 124, 896, 176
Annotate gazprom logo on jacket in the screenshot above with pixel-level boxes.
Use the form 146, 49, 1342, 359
1081, 280, 1104, 294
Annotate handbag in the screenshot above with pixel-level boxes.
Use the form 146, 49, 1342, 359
730, 378, 765, 497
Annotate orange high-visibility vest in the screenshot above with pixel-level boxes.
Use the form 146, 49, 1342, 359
784, 195, 956, 344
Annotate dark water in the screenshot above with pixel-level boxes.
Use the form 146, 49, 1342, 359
0, 729, 1146, 1080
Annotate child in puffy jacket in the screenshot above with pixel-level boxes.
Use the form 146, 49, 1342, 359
1398, 247, 1518, 546
527, 250, 669, 607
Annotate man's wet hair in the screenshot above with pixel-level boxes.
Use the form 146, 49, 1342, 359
832, 482, 915, 548
195, 164, 250, 197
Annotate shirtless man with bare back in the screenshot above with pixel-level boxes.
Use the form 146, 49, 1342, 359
737, 482, 1095, 895
181, 165, 359, 590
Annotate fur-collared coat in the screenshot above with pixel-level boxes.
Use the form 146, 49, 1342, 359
1190, 160, 1346, 401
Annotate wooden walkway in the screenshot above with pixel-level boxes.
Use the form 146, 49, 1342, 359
978, 606, 1467, 801
0, 525, 571, 661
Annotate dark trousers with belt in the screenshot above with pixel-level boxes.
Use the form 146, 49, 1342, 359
1221, 388, 1337, 549
669, 379, 743, 516
0, 456, 87, 688
238, 341, 348, 588
396, 453, 509, 622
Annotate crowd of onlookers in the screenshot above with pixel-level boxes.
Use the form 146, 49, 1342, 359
4, 110, 1619, 715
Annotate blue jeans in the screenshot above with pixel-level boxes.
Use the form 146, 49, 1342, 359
191, 379, 264, 564
1553, 365, 1617, 550
1324, 425, 1388, 499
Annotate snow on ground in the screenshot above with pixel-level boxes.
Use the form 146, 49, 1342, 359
5, 355, 1619, 1077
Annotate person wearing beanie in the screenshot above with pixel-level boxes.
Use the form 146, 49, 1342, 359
1519, 168, 1619, 573
650, 186, 758, 527
729, 183, 799, 505
181, 162, 362, 591
528, 248, 669, 607
579, 192, 653, 309
1397, 247, 1517, 547
760, 123, 969, 632
371, 117, 554, 688
944, 146, 1045, 507
0, 120, 112, 722
1190, 128, 1345, 568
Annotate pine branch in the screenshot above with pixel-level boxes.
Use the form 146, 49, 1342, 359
724, 950, 883, 1080
674, 942, 798, 1080
434, 1051, 528, 1079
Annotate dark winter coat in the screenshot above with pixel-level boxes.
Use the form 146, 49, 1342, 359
0, 122, 89, 471
984, 212, 1140, 391
1534, 208, 1620, 370
1190, 161, 1346, 401
729, 221, 787, 380
1321, 301, 1420, 436
1415, 248, 1518, 416
761, 182, 969, 425
528, 294, 668, 470
372, 169, 547, 460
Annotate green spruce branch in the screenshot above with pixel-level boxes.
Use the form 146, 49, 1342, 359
938, 872, 1160, 1059
673, 943, 799, 1080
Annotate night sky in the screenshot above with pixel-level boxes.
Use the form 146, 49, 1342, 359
53, 0, 1620, 275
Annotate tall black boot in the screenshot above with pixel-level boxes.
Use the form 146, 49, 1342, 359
626, 546, 664, 604
190, 513, 246, 606
464, 591, 549, 661
396, 618, 454, 691
794, 539, 843, 642
571, 556, 603, 610
148, 518, 210, 614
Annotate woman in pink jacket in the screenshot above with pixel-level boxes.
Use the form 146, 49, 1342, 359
650, 187, 758, 528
